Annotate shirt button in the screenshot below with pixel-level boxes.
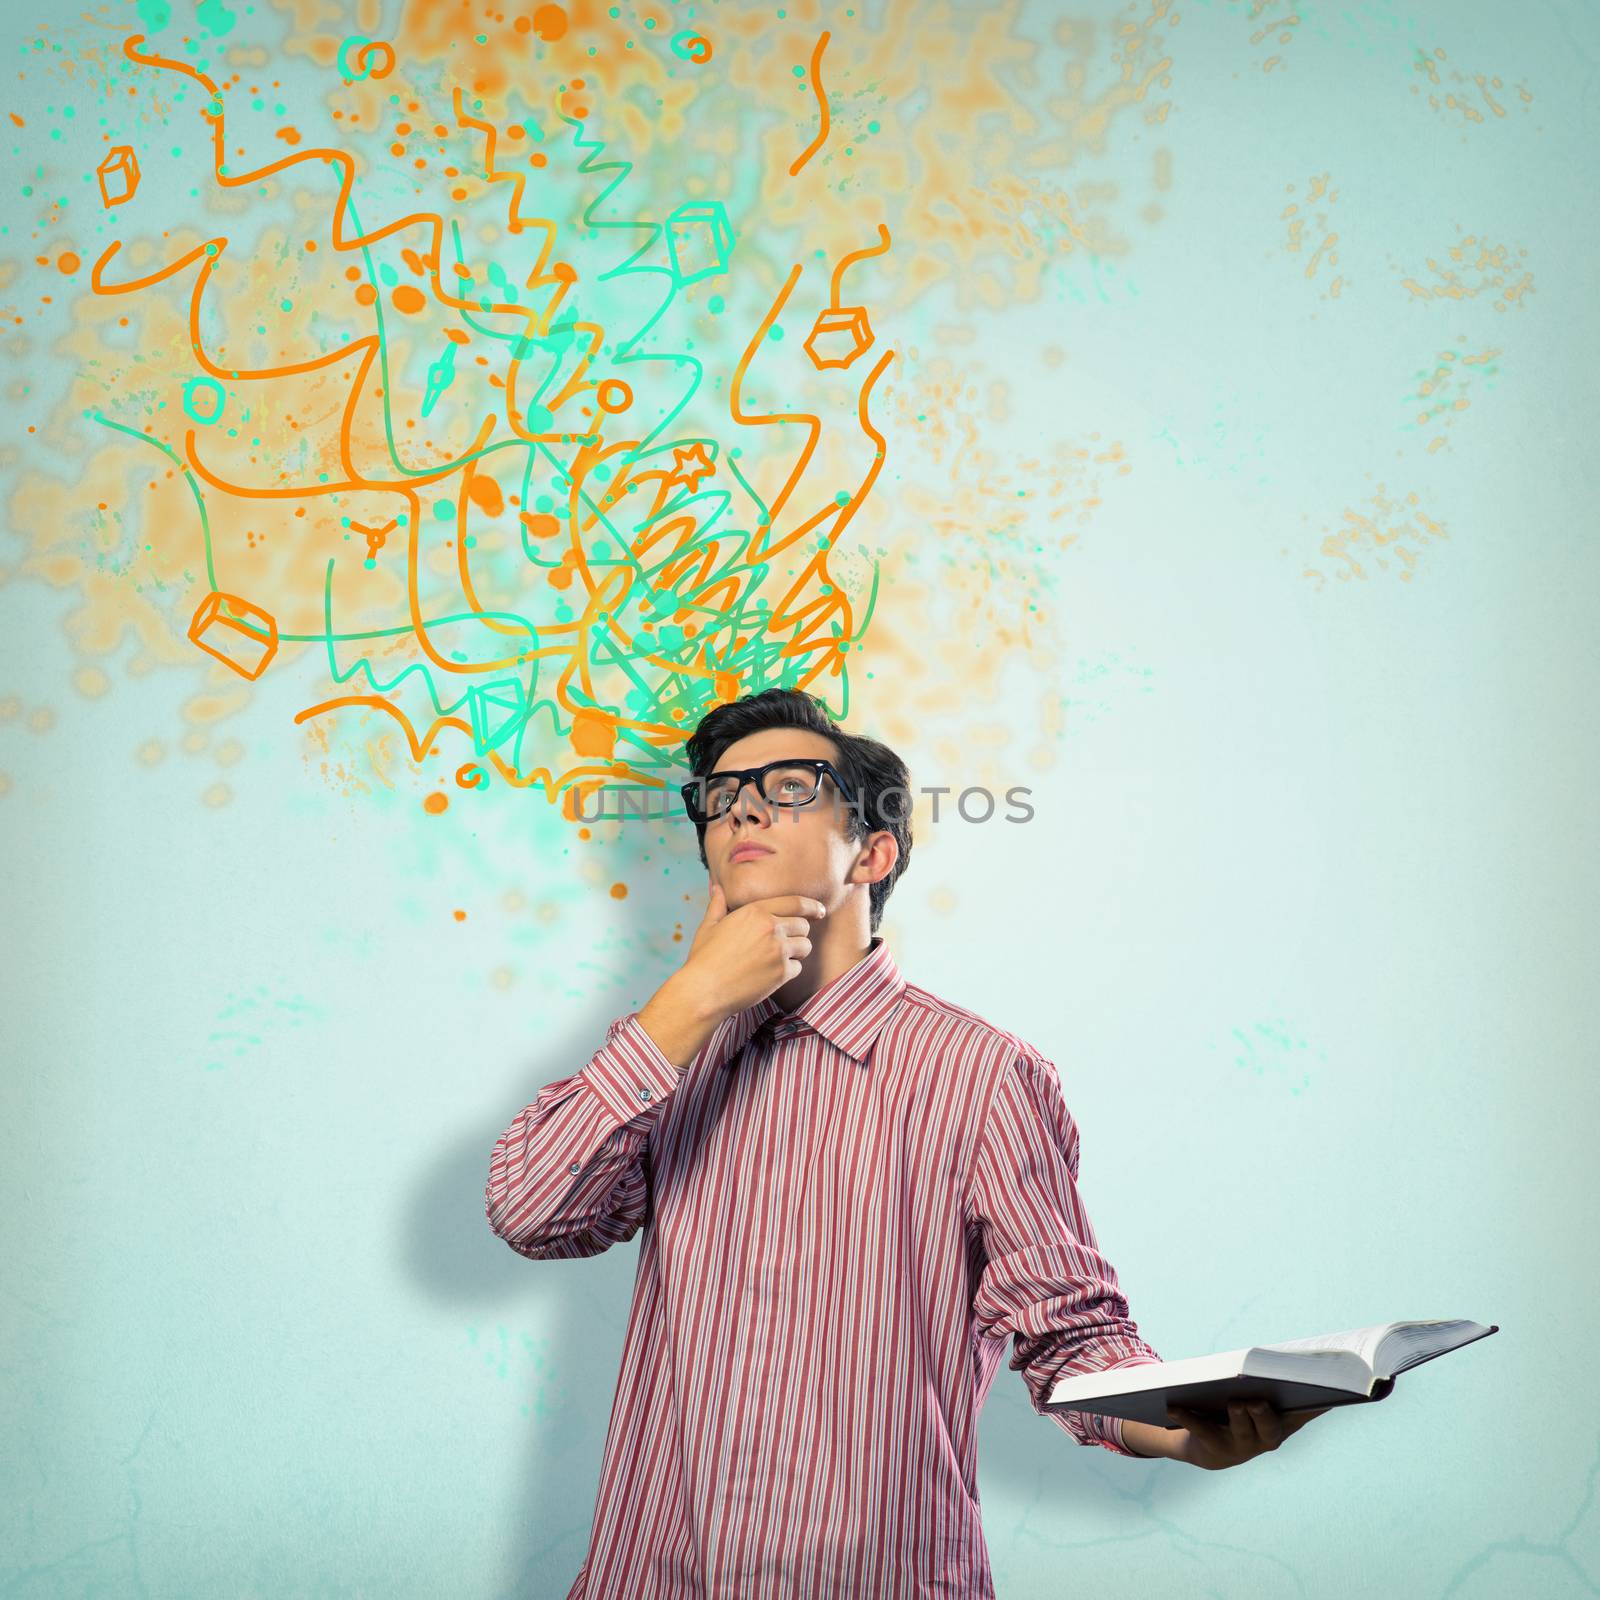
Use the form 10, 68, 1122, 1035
567, 1162, 579, 1173
637, 1086, 652, 1101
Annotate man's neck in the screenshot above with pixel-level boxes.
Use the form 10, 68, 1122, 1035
770, 910, 874, 1011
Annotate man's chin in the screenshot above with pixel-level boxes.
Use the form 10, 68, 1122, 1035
722, 869, 793, 905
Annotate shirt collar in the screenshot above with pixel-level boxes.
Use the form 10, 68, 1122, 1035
712, 934, 906, 1070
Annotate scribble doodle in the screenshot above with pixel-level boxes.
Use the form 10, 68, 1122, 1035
37, 22, 897, 821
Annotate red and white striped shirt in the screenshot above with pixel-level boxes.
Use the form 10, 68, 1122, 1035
486, 934, 1162, 1599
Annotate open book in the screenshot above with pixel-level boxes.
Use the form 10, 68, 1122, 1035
1045, 1320, 1499, 1428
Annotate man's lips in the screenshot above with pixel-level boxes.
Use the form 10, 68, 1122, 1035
729, 844, 774, 863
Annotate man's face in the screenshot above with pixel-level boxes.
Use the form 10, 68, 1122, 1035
701, 726, 866, 915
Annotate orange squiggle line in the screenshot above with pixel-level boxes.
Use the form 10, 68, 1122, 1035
450, 88, 610, 443
106, 33, 773, 735
758, 343, 897, 566
789, 31, 832, 176
182, 421, 456, 502
292, 698, 473, 760
103, 34, 616, 747
393, 413, 541, 677
730, 265, 820, 562
187, 417, 533, 680
830, 223, 890, 308
114, 35, 604, 461
122, 32, 220, 94
549, 565, 636, 711
90, 236, 220, 296
454, 93, 530, 234
755, 345, 896, 689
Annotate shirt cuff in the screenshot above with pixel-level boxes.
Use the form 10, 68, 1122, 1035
1083, 1356, 1165, 1457
578, 1012, 683, 1124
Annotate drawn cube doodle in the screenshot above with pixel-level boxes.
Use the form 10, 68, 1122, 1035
666, 201, 734, 285
188, 592, 278, 680
96, 145, 141, 208
804, 306, 874, 371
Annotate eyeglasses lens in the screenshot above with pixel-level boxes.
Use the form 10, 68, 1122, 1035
700, 764, 822, 819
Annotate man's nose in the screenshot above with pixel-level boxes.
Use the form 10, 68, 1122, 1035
729, 780, 772, 824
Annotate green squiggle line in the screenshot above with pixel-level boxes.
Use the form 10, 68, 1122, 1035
89, 410, 537, 662
90, 409, 219, 594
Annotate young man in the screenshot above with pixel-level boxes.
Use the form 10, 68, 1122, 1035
486, 688, 1328, 1599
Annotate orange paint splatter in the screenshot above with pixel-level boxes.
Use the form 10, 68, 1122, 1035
275, 126, 301, 145
453, 907, 468, 920
609, 882, 628, 899
392, 285, 426, 314
533, 5, 568, 41
571, 707, 617, 758
423, 791, 449, 814
57, 252, 80, 275
354, 283, 377, 306
466, 472, 505, 516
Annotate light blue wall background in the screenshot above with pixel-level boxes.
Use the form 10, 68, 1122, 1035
3, 1, 1597, 1596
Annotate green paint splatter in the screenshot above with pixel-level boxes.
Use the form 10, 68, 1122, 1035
196, 0, 237, 35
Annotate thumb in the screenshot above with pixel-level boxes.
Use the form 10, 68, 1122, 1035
701, 881, 727, 926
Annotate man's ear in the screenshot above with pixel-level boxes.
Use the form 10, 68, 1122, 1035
851, 830, 897, 885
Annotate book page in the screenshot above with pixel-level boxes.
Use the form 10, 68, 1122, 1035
1373, 1320, 1489, 1378
1256, 1320, 1490, 1377
1254, 1323, 1394, 1372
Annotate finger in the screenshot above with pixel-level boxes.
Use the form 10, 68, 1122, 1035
756, 895, 828, 919
1247, 1400, 1285, 1450
1168, 1405, 1214, 1437
772, 916, 815, 938
702, 883, 726, 922
1227, 1402, 1255, 1454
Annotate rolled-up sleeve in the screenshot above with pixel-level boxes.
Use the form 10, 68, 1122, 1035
485, 1011, 685, 1261
968, 1046, 1162, 1457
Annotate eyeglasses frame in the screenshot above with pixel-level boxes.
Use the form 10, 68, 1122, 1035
679, 757, 858, 826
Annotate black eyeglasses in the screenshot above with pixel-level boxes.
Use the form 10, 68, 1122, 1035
679, 758, 857, 825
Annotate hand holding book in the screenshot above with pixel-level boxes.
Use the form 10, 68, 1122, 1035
1051, 1319, 1498, 1468
1135, 1397, 1335, 1468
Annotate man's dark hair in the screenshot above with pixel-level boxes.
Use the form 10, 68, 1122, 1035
682, 688, 912, 935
